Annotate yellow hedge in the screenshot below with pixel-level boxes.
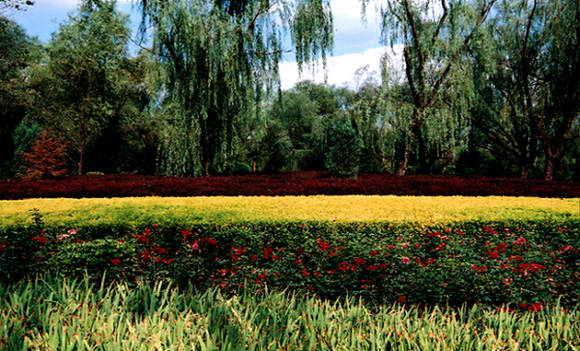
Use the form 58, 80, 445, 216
0, 195, 577, 228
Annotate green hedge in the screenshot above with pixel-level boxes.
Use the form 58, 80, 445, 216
1, 216, 578, 308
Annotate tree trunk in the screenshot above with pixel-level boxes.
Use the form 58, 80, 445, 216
544, 151, 555, 181
396, 136, 412, 176
77, 147, 84, 175
520, 164, 529, 179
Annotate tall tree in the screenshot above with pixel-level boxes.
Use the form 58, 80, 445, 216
138, 0, 333, 176
538, 0, 580, 180
472, 0, 580, 180
27, 0, 133, 175
373, 0, 496, 175
0, 16, 39, 176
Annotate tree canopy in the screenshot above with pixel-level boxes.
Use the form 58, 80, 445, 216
138, 0, 333, 176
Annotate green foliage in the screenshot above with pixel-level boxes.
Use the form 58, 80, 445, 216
1, 221, 578, 309
10, 122, 42, 175
470, 0, 580, 180
375, 0, 495, 175
325, 121, 361, 178
139, 0, 333, 176
1, 274, 578, 351
0, 16, 41, 177
26, 0, 133, 175
47, 238, 137, 279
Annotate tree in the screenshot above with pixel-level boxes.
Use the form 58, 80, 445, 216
19, 130, 68, 179
0, 16, 40, 176
372, 0, 496, 175
471, 0, 580, 180
538, 0, 580, 180
325, 120, 361, 178
27, 0, 133, 175
138, 0, 333, 176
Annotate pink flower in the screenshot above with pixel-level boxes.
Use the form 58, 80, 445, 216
401, 257, 410, 264
68, 229, 77, 235
56, 234, 69, 240
401, 243, 410, 248
513, 236, 527, 245
190, 241, 199, 250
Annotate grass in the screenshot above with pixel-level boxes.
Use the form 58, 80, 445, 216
2, 275, 579, 351
0, 195, 577, 229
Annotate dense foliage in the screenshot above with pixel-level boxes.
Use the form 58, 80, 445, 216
3, 275, 579, 350
0, 172, 577, 199
1, 220, 578, 308
0, 0, 578, 180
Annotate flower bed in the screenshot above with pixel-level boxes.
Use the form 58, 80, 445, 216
3, 222, 578, 308
0, 172, 578, 199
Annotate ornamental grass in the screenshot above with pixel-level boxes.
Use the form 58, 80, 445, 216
1, 275, 578, 351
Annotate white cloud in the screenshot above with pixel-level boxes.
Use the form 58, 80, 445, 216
279, 44, 404, 90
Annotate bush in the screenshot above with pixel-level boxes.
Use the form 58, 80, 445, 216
325, 122, 361, 178
1, 221, 578, 308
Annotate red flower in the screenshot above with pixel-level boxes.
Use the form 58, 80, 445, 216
486, 251, 500, 258
144, 228, 151, 235
370, 250, 377, 256
132, 234, 148, 243
258, 274, 266, 280
397, 296, 406, 303
110, 259, 121, 266
527, 303, 543, 312
493, 243, 507, 252
301, 271, 309, 277
180, 229, 192, 238
519, 303, 527, 309
484, 226, 498, 234
353, 258, 365, 265
31, 236, 48, 243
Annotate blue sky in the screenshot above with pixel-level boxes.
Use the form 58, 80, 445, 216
7, 0, 392, 89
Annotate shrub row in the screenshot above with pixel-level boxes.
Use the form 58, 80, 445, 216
2, 219, 578, 308
1, 172, 578, 199
3, 196, 576, 230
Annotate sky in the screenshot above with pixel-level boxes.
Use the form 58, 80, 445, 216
6, 0, 392, 90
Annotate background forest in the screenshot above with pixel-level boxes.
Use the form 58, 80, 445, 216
1, 0, 578, 181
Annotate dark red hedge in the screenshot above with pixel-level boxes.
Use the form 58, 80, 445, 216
0, 172, 578, 199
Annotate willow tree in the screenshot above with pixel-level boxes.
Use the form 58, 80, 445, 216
138, 0, 333, 176
471, 0, 579, 180
373, 0, 496, 175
